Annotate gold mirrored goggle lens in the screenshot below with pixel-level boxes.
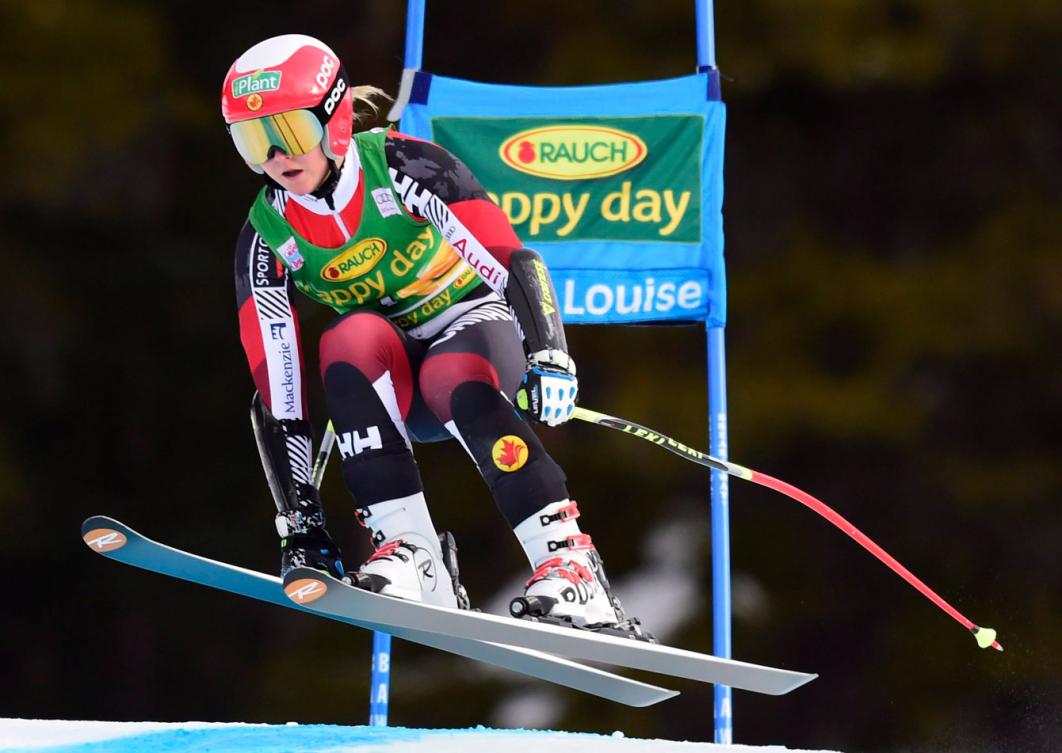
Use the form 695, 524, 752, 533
229, 110, 324, 164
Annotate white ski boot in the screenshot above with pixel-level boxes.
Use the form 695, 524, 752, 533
509, 500, 654, 641
347, 493, 467, 609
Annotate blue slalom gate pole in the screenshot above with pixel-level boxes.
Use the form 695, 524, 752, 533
707, 325, 733, 744
695, 0, 717, 74
368, 631, 392, 726
697, 0, 733, 744
404, 0, 426, 70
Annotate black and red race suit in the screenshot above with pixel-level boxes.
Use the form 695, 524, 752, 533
234, 131, 571, 529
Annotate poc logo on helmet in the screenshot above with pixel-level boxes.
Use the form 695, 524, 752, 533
316, 55, 346, 116
316, 55, 336, 89
324, 77, 347, 116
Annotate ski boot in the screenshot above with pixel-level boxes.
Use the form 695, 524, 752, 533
509, 500, 655, 642
345, 493, 469, 610
277, 513, 345, 579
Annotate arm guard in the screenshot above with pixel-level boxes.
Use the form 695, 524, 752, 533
505, 248, 568, 355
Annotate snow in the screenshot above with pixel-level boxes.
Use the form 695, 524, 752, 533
0, 719, 842, 753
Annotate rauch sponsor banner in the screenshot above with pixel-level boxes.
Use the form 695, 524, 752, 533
432, 115, 703, 244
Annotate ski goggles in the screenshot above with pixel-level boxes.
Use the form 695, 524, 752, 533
227, 110, 324, 165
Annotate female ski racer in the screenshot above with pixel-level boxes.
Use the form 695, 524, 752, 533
222, 34, 647, 636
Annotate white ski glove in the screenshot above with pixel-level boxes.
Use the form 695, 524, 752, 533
516, 349, 578, 427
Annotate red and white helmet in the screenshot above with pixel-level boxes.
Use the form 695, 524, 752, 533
221, 34, 353, 172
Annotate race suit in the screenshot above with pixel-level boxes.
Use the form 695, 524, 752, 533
235, 128, 571, 530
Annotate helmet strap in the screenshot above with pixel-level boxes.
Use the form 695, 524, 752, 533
310, 158, 342, 210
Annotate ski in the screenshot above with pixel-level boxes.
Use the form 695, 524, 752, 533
80, 515, 677, 707
283, 568, 817, 696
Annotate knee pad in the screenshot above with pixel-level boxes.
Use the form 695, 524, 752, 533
449, 381, 568, 527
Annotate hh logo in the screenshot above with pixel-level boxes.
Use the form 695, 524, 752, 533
83, 529, 128, 553
284, 578, 327, 604
337, 426, 383, 457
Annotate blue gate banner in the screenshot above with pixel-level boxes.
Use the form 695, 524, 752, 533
397, 71, 726, 326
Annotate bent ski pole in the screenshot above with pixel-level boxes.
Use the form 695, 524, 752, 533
572, 406, 1003, 652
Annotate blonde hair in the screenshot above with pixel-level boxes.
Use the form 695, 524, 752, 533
350, 86, 393, 127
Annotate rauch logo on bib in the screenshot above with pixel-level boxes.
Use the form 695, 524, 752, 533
322, 238, 387, 282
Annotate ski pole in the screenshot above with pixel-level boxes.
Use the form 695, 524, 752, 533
312, 421, 336, 489
572, 406, 1003, 652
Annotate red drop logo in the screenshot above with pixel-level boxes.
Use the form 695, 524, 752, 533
517, 141, 536, 164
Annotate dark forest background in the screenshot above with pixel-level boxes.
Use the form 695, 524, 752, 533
1, 2, 1059, 751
